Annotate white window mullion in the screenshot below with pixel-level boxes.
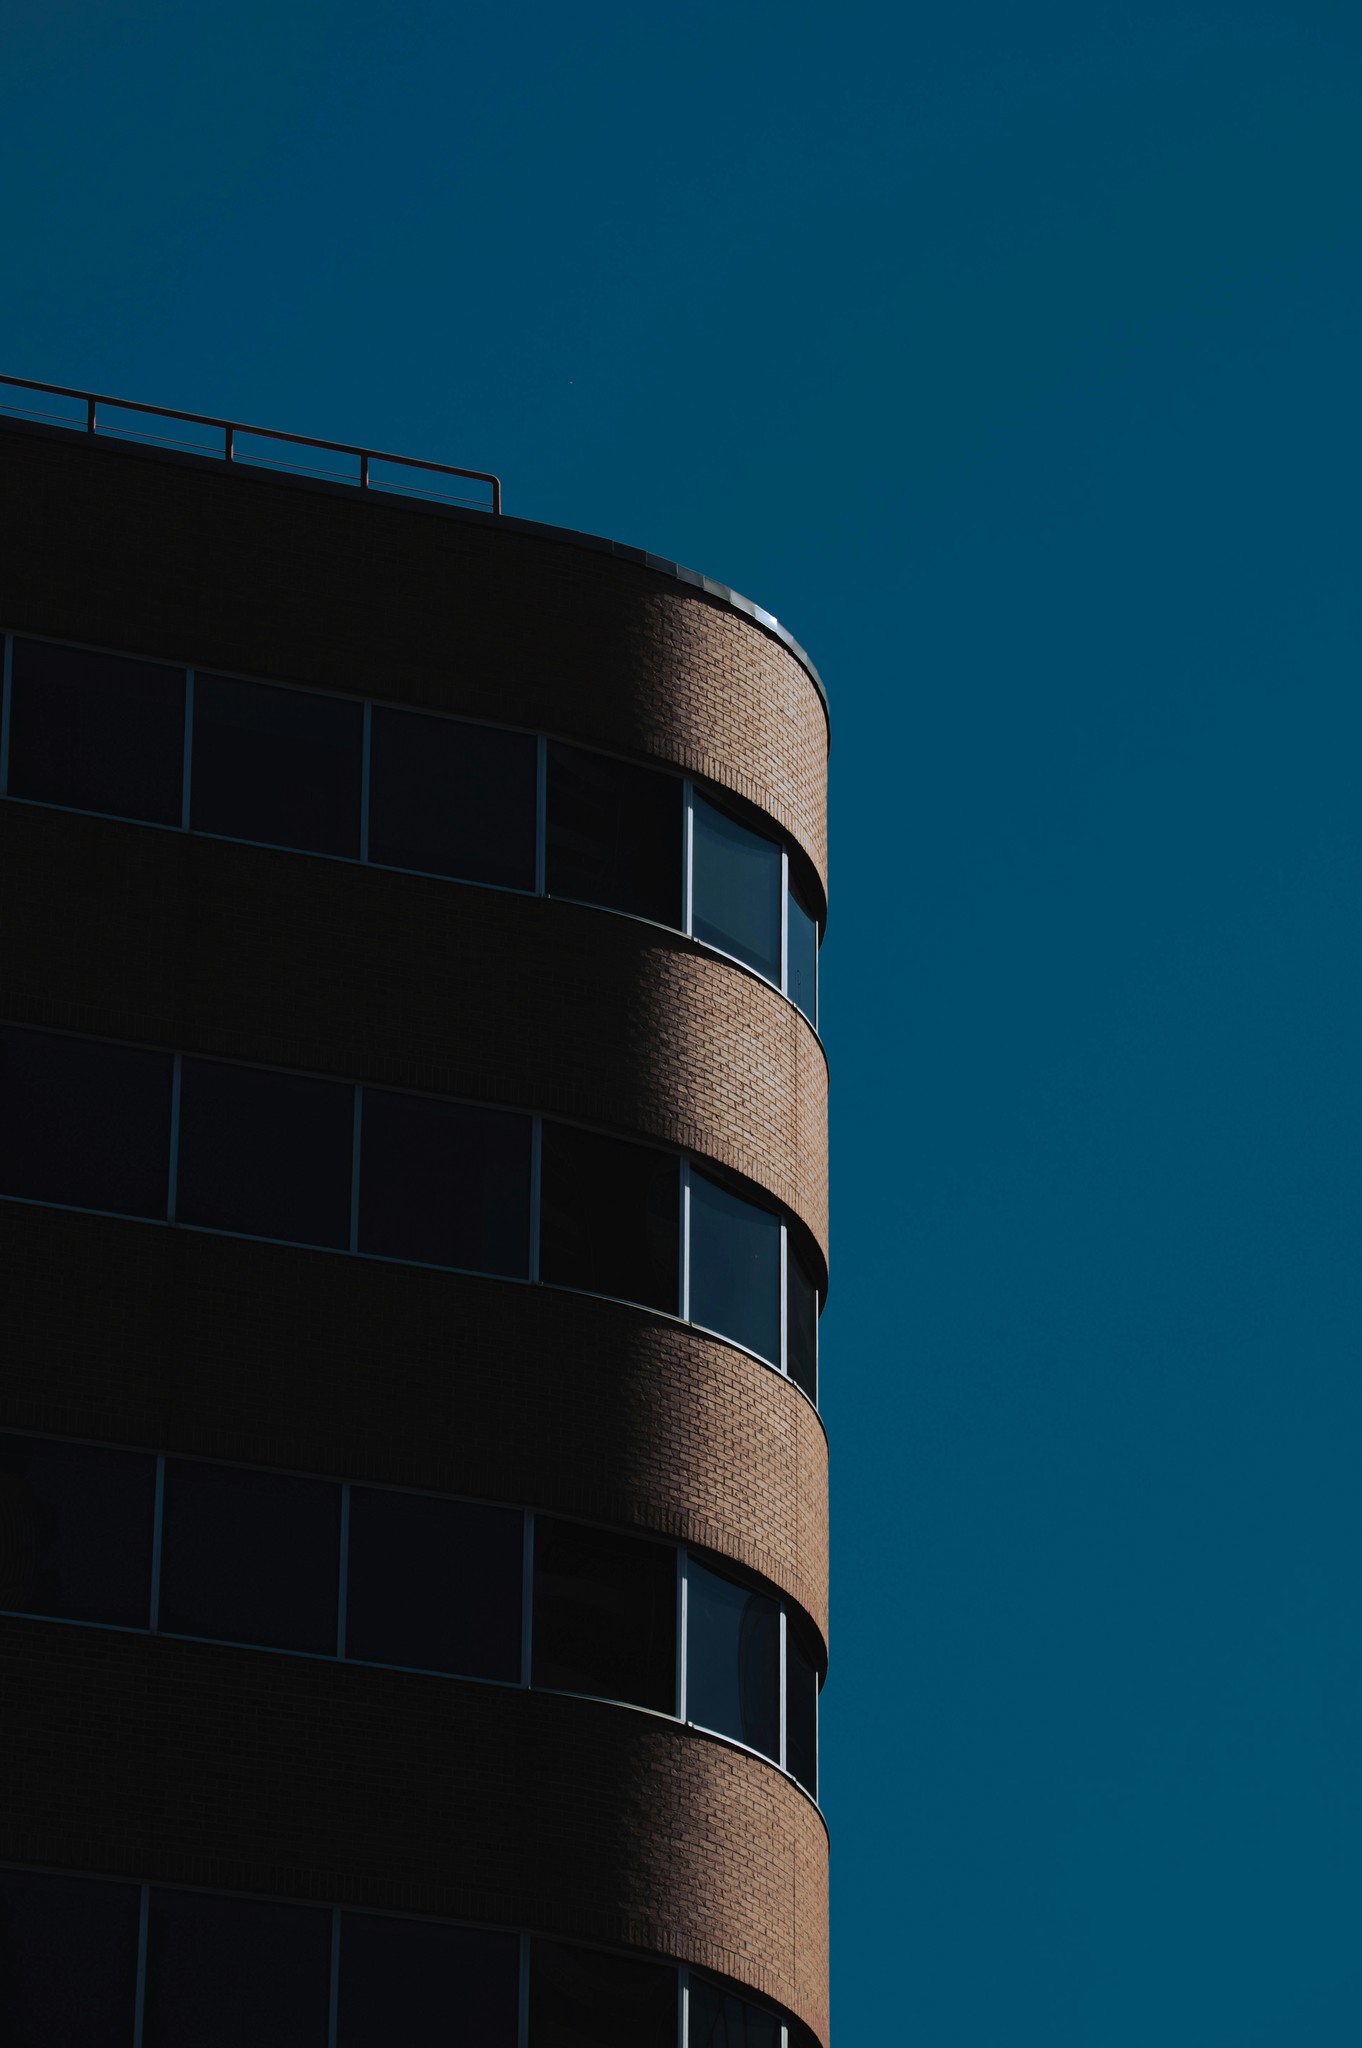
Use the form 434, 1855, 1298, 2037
779, 1604, 789, 1772
675, 1549, 688, 1721
780, 846, 789, 995
779, 1222, 789, 1379
678, 1963, 690, 2048
679, 1158, 691, 1322
682, 781, 694, 936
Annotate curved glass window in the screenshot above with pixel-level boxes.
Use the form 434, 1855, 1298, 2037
688, 1168, 781, 1366
157, 1458, 340, 1655
0, 1868, 141, 2048
785, 873, 819, 1029
0, 1434, 154, 1628
345, 1488, 521, 1681
530, 1939, 677, 2048
338, 1915, 519, 2047
786, 1245, 820, 1406
369, 706, 536, 889
532, 1515, 675, 1712
689, 1974, 784, 2048
7, 636, 184, 826
540, 1122, 679, 1315
690, 793, 782, 982
176, 1057, 353, 1249
684, 1557, 780, 1762
143, 1888, 332, 2048
786, 1625, 820, 1801
0, 1026, 172, 1219
191, 674, 362, 857
547, 741, 682, 925
358, 1089, 531, 1278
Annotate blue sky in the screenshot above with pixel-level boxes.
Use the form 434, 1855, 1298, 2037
3, 3, 1360, 2038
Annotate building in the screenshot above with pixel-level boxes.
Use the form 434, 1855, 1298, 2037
0, 381, 831, 2047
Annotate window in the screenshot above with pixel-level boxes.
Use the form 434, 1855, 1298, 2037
786, 1245, 819, 1405
175, 1058, 354, 1248
0, 1870, 140, 2048
690, 794, 781, 983
786, 1626, 819, 1800
0, 1434, 155, 1627
368, 707, 536, 889
539, 1124, 679, 1315
157, 1460, 340, 1654
532, 1516, 675, 1713
0, 1026, 173, 1218
6, 637, 184, 826
529, 1939, 676, 2048
358, 1088, 531, 1278
546, 742, 682, 925
786, 873, 819, 1028
191, 674, 363, 857
688, 1168, 781, 1365
685, 1558, 780, 1762
688, 1974, 784, 2048
143, 1889, 332, 2048
345, 1488, 522, 1680
338, 1914, 519, 2048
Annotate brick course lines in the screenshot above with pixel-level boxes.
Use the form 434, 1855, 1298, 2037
0, 1205, 830, 1644
0, 426, 829, 896
0, 803, 829, 1265
0, 1619, 831, 2046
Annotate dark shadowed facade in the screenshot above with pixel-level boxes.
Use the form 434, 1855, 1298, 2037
0, 398, 831, 2048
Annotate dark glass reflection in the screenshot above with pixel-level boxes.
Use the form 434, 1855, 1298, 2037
786, 873, 819, 1028
346, 1488, 522, 1680
688, 1974, 783, 2048
691, 794, 781, 982
191, 674, 362, 857
176, 1059, 354, 1248
0, 1026, 173, 1218
532, 1517, 675, 1713
338, 1914, 520, 2048
530, 1938, 676, 2048
358, 1089, 530, 1277
0, 1869, 140, 2048
688, 1170, 780, 1364
368, 707, 536, 889
685, 1559, 780, 1762
786, 1626, 819, 1799
786, 1246, 819, 1405
7, 637, 185, 826
546, 742, 682, 925
539, 1124, 678, 1314
143, 1889, 331, 2048
158, 1460, 340, 1654
0, 1434, 155, 1626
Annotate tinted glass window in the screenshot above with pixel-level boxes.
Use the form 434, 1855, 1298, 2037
691, 794, 781, 982
7, 637, 184, 825
688, 1974, 783, 2048
176, 1059, 353, 1248
685, 1558, 780, 1761
158, 1459, 340, 1654
530, 1939, 675, 2048
0, 1434, 155, 1626
0, 1026, 173, 1218
688, 1170, 780, 1364
540, 1124, 678, 1315
786, 1246, 819, 1405
786, 874, 819, 1027
358, 1089, 530, 1278
787, 1626, 819, 1799
346, 1488, 522, 1680
546, 742, 682, 925
368, 707, 536, 889
338, 1913, 519, 2048
144, 1888, 331, 2048
532, 1517, 675, 1712
191, 675, 362, 857
0, 1869, 140, 2048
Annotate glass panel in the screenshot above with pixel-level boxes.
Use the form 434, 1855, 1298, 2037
685, 1558, 780, 1761
532, 1517, 675, 1713
786, 1626, 819, 1800
368, 708, 536, 889
158, 1459, 340, 1654
358, 1089, 530, 1278
191, 674, 362, 857
144, 1889, 331, 2048
688, 1973, 784, 2048
539, 1124, 678, 1315
0, 1869, 140, 2048
786, 874, 819, 1028
545, 742, 682, 925
529, 1939, 675, 2048
7, 637, 185, 825
346, 1488, 522, 1679
786, 1245, 819, 1405
0, 1026, 173, 1219
0, 1434, 155, 1626
338, 1914, 519, 2047
176, 1058, 354, 1249
688, 1170, 780, 1364
691, 793, 781, 982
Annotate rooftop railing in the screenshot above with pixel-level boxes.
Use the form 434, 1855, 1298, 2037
0, 372, 502, 515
